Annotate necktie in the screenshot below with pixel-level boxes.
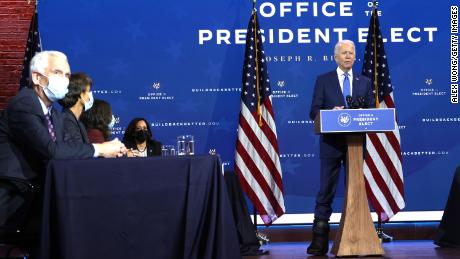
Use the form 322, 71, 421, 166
45, 109, 57, 142
342, 73, 351, 107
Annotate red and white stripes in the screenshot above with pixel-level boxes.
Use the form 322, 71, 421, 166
235, 98, 285, 225
364, 93, 405, 221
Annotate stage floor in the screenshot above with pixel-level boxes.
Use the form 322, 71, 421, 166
2, 240, 459, 258
244, 241, 460, 259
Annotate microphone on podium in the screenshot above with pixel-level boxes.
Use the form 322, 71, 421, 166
356, 96, 366, 109
346, 95, 353, 109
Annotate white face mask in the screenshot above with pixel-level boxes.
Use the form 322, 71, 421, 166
83, 91, 94, 111
39, 74, 69, 102
108, 115, 116, 129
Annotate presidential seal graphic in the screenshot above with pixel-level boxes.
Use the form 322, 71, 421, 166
338, 113, 352, 127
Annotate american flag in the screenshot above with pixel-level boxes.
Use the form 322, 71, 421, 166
235, 8, 285, 225
362, 7, 405, 222
19, 5, 41, 89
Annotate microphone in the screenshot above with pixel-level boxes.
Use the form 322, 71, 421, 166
356, 96, 366, 108
346, 95, 353, 109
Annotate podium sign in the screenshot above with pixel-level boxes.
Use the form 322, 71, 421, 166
318, 108, 396, 133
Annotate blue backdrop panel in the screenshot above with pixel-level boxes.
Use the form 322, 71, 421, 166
40, 0, 457, 214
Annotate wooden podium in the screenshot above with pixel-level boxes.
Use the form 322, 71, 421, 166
314, 108, 396, 257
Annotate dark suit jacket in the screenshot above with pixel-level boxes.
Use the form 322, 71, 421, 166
0, 110, 35, 180
62, 109, 90, 144
310, 70, 374, 158
0, 88, 95, 229
124, 139, 162, 157
1, 87, 95, 181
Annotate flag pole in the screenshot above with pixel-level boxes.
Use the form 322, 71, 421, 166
372, 1, 379, 108
252, 0, 263, 127
251, 0, 269, 245
238, 0, 282, 245
252, 0, 259, 230
371, 1, 393, 243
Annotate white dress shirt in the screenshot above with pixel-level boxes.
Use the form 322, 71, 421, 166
336, 67, 353, 97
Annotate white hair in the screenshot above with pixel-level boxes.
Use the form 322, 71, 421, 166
334, 40, 355, 55
29, 50, 68, 77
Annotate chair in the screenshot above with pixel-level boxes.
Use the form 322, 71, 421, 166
0, 176, 38, 259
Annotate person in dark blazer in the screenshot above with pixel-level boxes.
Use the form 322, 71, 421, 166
0, 51, 126, 246
307, 40, 375, 256
58, 72, 93, 144
123, 118, 162, 157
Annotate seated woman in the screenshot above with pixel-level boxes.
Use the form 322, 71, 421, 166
80, 99, 114, 143
58, 72, 93, 143
123, 118, 161, 157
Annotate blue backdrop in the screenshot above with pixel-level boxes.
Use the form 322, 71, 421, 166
40, 0, 457, 215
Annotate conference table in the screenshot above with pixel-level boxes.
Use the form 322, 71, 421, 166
39, 155, 241, 259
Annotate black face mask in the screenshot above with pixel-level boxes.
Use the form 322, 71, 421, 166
134, 130, 148, 143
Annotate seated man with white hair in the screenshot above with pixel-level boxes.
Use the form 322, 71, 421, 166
0, 51, 126, 248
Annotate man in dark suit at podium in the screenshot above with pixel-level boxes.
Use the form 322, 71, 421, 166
307, 40, 375, 255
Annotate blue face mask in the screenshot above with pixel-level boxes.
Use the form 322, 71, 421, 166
108, 115, 116, 129
39, 74, 69, 102
83, 91, 94, 111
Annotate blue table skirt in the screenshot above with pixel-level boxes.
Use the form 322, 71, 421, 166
40, 155, 241, 259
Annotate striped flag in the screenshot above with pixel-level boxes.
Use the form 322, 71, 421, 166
362, 7, 405, 222
235, 7, 285, 225
19, 4, 41, 89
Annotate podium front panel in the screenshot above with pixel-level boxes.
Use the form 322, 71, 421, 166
319, 108, 396, 133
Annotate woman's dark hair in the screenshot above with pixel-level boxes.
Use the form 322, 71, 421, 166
58, 72, 92, 109
122, 118, 153, 144
80, 99, 112, 141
